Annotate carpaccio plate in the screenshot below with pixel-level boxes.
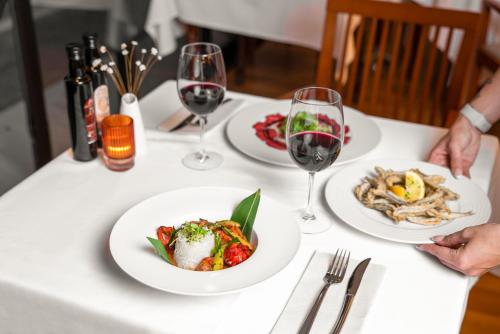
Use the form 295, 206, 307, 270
252, 113, 351, 151
226, 100, 381, 167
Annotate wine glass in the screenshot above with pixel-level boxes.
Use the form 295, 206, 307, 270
177, 43, 227, 170
286, 87, 344, 234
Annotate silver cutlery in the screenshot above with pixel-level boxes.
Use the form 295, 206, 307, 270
298, 249, 350, 334
158, 108, 192, 132
158, 98, 235, 132
330, 258, 371, 334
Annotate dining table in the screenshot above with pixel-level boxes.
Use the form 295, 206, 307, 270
0, 80, 498, 334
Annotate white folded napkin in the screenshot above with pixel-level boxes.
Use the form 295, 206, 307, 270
154, 99, 244, 136
271, 251, 385, 334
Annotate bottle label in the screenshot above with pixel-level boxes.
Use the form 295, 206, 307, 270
84, 98, 98, 144
94, 85, 110, 124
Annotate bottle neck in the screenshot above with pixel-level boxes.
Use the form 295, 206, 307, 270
68, 58, 86, 79
84, 48, 100, 68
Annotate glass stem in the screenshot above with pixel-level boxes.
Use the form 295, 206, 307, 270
198, 116, 208, 163
305, 172, 315, 218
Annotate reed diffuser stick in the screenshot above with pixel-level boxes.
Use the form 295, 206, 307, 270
104, 66, 125, 96
129, 41, 138, 79
136, 55, 161, 95
121, 43, 131, 92
99, 42, 161, 97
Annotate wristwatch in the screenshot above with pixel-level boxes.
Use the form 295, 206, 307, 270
459, 104, 492, 133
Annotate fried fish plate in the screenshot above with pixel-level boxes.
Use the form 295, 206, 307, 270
353, 167, 473, 225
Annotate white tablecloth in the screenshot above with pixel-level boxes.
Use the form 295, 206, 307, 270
0, 80, 498, 334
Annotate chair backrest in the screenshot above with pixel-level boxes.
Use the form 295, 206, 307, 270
478, 0, 500, 72
316, 0, 486, 126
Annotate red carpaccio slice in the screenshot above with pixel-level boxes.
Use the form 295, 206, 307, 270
252, 113, 351, 150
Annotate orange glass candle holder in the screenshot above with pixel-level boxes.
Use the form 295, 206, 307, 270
101, 115, 135, 171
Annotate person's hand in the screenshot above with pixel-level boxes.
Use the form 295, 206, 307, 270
428, 116, 481, 177
417, 223, 500, 276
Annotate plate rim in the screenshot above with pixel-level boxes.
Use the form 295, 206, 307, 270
109, 186, 301, 296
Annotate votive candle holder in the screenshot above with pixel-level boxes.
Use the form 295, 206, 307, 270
102, 115, 135, 171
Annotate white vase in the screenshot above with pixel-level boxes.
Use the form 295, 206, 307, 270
120, 93, 148, 157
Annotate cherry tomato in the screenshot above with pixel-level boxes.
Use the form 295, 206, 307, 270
156, 226, 174, 247
224, 243, 252, 267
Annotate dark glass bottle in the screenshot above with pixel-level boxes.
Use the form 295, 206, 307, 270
65, 43, 98, 161
83, 33, 110, 146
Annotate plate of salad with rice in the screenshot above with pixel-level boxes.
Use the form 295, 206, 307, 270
109, 187, 301, 295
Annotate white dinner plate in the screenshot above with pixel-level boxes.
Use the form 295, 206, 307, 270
109, 187, 301, 296
226, 100, 381, 167
325, 159, 492, 244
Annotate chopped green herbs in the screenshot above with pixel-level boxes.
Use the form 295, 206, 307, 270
178, 223, 209, 243
280, 111, 333, 135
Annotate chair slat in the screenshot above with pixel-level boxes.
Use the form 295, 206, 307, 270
345, 17, 366, 105
406, 25, 429, 123
394, 24, 415, 119
419, 26, 441, 124
336, 14, 352, 92
370, 20, 390, 115
316, 4, 338, 87
358, 18, 377, 111
432, 28, 454, 126
386, 21, 403, 119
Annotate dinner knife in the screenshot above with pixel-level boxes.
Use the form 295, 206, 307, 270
330, 258, 371, 334
157, 108, 192, 132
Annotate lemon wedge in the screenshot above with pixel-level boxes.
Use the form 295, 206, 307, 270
389, 185, 406, 198
404, 171, 425, 202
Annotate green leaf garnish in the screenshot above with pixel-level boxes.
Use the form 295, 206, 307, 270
230, 189, 261, 241
147, 237, 172, 264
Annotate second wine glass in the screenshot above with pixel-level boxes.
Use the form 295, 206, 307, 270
286, 87, 344, 234
177, 43, 226, 170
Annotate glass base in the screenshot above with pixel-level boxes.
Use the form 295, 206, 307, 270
295, 209, 331, 234
182, 151, 223, 170
103, 155, 134, 171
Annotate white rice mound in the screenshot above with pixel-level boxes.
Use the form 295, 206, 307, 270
174, 230, 215, 270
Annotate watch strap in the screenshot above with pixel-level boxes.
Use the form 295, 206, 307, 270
459, 104, 492, 133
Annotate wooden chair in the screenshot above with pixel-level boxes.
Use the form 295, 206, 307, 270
316, 0, 486, 126
478, 0, 500, 73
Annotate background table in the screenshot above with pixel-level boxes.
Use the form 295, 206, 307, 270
0, 80, 498, 333
131, 0, 500, 58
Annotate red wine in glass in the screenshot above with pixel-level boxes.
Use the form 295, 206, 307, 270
179, 83, 225, 116
288, 131, 342, 172
286, 87, 344, 234
177, 42, 226, 170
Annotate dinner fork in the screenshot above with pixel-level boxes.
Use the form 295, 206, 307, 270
298, 249, 350, 334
